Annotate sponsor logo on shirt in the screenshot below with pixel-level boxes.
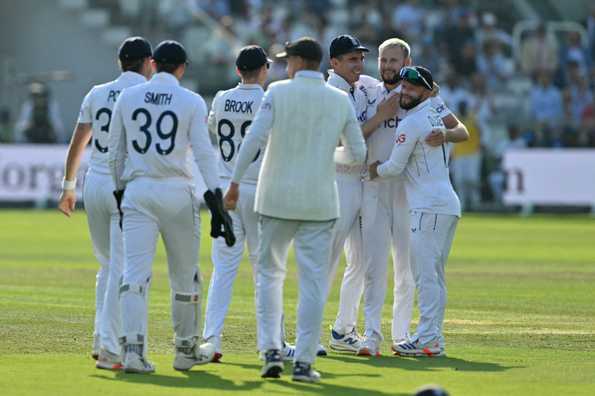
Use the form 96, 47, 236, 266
396, 133, 406, 144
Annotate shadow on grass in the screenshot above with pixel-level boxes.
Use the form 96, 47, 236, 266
324, 354, 521, 372
90, 362, 399, 395
91, 371, 263, 392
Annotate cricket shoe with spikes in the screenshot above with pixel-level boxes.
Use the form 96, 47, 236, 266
95, 348, 123, 370
391, 338, 442, 357
173, 342, 215, 371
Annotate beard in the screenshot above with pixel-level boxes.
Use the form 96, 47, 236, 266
400, 94, 422, 110
381, 69, 400, 85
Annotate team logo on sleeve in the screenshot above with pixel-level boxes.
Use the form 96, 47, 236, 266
261, 102, 272, 111
396, 133, 406, 144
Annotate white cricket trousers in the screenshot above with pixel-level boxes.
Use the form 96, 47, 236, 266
120, 177, 203, 349
83, 171, 124, 354
257, 215, 334, 364
330, 172, 364, 335
203, 182, 259, 350
409, 211, 458, 344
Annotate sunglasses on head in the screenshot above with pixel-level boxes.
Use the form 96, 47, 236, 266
399, 67, 432, 90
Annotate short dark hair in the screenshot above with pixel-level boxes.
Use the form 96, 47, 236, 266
156, 62, 181, 74
120, 58, 146, 73
239, 67, 261, 80
302, 58, 321, 71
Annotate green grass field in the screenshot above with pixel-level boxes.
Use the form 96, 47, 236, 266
1, 210, 594, 395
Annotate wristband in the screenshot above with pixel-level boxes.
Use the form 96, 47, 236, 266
62, 178, 77, 190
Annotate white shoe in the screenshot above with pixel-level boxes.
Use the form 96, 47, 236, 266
123, 350, 155, 373
95, 348, 123, 370
329, 327, 362, 353
173, 342, 215, 371
391, 338, 442, 357
205, 336, 223, 362
357, 336, 381, 357
282, 343, 296, 361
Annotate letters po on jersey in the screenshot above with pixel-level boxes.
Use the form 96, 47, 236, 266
78, 72, 146, 174
208, 83, 265, 185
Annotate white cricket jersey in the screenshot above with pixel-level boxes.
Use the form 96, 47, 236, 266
327, 71, 371, 173
108, 72, 219, 192
367, 83, 452, 165
377, 98, 461, 217
208, 83, 264, 185
78, 72, 146, 174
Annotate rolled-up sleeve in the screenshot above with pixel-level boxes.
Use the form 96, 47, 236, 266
231, 88, 273, 183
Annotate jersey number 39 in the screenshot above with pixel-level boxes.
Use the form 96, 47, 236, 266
131, 108, 178, 155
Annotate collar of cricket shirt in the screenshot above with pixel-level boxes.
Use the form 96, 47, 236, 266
295, 70, 324, 80
327, 69, 352, 92
151, 72, 180, 85
118, 71, 147, 84
404, 96, 432, 116
238, 83, 263, 91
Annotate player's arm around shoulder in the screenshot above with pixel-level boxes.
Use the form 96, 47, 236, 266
425, 95, 469, 146
371, 117, 419, 179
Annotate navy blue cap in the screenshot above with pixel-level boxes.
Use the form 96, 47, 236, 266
153, 40, 188, 64
330, 35, 369, 58
236, 45, 271, 71
275, 37, 323, 63
118, 36, 152, 61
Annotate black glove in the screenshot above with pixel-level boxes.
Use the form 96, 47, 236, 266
203, 188, 236, 247
113, 190, 124, 230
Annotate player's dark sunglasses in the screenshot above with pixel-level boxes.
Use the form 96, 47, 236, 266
399, 67, 432, 90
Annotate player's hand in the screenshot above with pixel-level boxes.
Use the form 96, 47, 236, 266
369, 161, 380, 180
223, 183, 239, 211
58, 190, 76, 217
425, 128, 447, 147
376, 92, 400, 121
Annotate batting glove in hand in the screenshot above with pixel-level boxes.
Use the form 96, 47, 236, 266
113, 190, 125, 230
203, 188, 236, 247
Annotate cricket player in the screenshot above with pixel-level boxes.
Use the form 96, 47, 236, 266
225, 37, 366, 382
109, 40, 228, 373
202, 45, 279, 360
58, 36, 152, 369
325, 34, 389, 353
369, 66, 461, 357
353, 39, 469, 356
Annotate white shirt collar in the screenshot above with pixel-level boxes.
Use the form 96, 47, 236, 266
295, 70, 324, 80
404, 97, 432, 115
118, 71, 146, 84
150, 72, 180, 85
238, 83, 264, 90
327, 70, 353, 92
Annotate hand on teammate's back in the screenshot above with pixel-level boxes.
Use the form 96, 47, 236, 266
58, 190, 76, 217
376, 92, 400, 121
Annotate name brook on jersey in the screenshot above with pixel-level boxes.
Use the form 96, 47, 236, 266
144, 92, 173, 105
224, 99, 254, 114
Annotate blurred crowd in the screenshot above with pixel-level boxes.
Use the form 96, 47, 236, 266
4, 0, 595, 208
